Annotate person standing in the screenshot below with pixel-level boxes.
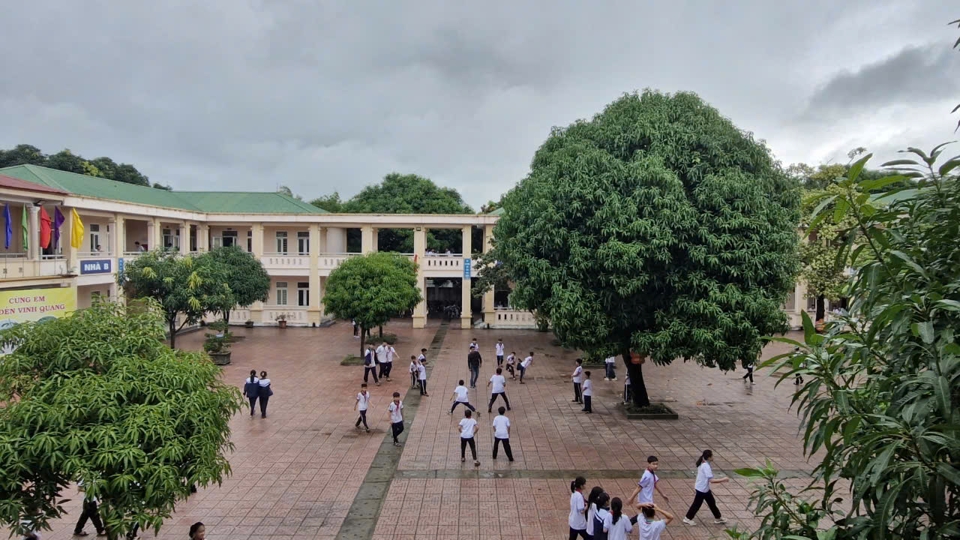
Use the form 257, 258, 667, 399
242, 370, 259, 416
495, 338, 505, 367
592, 493, 611, 540
417, 358, 429, 396
604, 355, 617, 381
73, 479, 105, 537
568, 476, 589, 540
683, 449, 728, 525
572, 359, 584, 404
601, 497, 633, 540
742, 360, 755, 384
376, 343, 389, 381
629, 456, 669, 524
486, 367, 511, 412
581, 371, 593, 413
363, 345, 380, 386
585, 486, 605, 540
257, 371, 273, 418
388, 392, 404, 447
637, 504, 673, 540
505, 351, 517, 379
352, 319, 359, 339
409, 355, 419, 389
491, 406, 513, 461
418, 347, 428, 365
449, 380, 477, 415
519, 352, 534, 384
469, 338, 479, 352
386, 344, 397, 380
458, 409, 480, 466
354, 383, 371, 433
467, 346, 482, 388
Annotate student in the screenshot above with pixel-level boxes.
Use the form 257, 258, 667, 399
683, 449, 728, 525
585, 486, 605, 540
604, 355, 617, 381
135, 241, 145, 252
469, 338, 479, 352
505, 351, 517, 379
458, 409, 480, 466
354, 383, 371, 432
572, 358, 584, 403
418, 347, 428, 365
376, 343, 389, 380
242, 370, 259, 416
623, 374, 631, 404
257, 371, 273, 418
409, 355, 419, 389
487, 367, 511, 412
568, 476, 589, 540
467, 346, 482, 388
188, 522, 206, 540
519, 352, 534, 384
743, 359, 755, 384
637, 504, 673, 540
449, 380, 477, 415
629, 456, 669, 524
592, 493, 611, 540
352, 319, 359, 338
417, 358, 429, 396
495, 338, 505, 366
793, 346, 804, 385
73, 479, 105, 537
491, 406, 513, 461
602, 497, 633, 540
386, 344, 397, 379
581, 371, 593, 413
363, 345, 380, 385
388, 392, 404, 447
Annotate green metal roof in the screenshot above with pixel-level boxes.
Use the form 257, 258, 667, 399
0, 164, 326, 214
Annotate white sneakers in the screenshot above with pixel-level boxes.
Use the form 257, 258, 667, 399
683, 518, 696, 525
682, 517, 728, 526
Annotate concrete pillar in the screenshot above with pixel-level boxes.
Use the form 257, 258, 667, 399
318, 226, 327, 253
308, 223, 322, 324
482, 224, 495, 322
179, 222, 189, 255
198, 224, 209, 252
63, 208, 80, 273
412, 227, 427, 328
150, 218, 162, 251
111, 216, 124, 258
27, 206, 40, 261
461, 225, 472, 329
361, 225, 375, 254
251, 223, 264, 257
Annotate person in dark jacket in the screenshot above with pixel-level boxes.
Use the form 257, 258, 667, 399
258, 371, 273, 418
243, 370, 259, 416
467, 346, 482, 388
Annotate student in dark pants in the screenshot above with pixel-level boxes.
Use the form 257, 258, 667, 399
363, 345, 380, 385
581, 371, 593, 413
388, 392, 404, 447
742, 361, 754, 384
243, 370, 259, 416
683, 450, 729, 525
571, 358, 584, 404
491, 406, 514, 461
73, 481, 105, 537
486, 367, 511, 412
258, 371, 273, 418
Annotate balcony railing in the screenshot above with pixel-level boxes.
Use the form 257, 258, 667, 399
0, 254, 28, 279
262, 252, 310, 270
318, 253, 358, 271
78, 251, 113, 258
263, 305, 309, 324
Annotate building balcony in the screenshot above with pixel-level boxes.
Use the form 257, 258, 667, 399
262, 252, 310, 274
0, 254, 30, 279
263, 305, 309, 325
318, 253, 357, 272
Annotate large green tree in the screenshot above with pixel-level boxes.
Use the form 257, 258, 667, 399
733, 147, 960, 540
198, 246, 270, 325
0, 144, 153, 187
483, 90, 800, 407
322, 252, 422, 354
118, 251, 229, 348
0, 300, 242, 540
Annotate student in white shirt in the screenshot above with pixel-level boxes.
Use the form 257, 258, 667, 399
629, 456, 670, 524
592, 493, 611, 540
486, 367, 511, 412
683, 449, 728, 525
602, 497, 633, 540
409, 356, 419, 388
584, 486, 604, 539
568, 476, 589, 539
490, 406, 513, 461
581, 370, 593, 413
449, 380, 477, 415
381, 344, 395, 381
469, 338, 479, 352
637, 503, 674, 540
604, 355, 617, 381
376, 343, 389, 380
458, 409, 480, 466
495, 338, 505, 366
571, 358, 584, 404
417, 359, 429, 396
418, 348, 428, 365
354, 383, 371, 433
519, 352, 534, 384
505, 352, 517, 379
387, 392, 404, 446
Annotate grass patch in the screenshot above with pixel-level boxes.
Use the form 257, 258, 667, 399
341, 355, 366, 366
365, 333, 398, 345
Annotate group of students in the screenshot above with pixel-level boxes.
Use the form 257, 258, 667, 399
568, 450, 730, 540
360, 342, 401, 385
241, 370, 274, 418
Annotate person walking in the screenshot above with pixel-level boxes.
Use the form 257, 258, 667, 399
458, 409, 480, 466
388, 392, 404, 447
467, 346, 482, 388
376, 342, 389, 381
188, 522, 205, 540
629, 456, 669, 524
73, 479, 106, 537
495, 338, 505, 367
602, 497, 633, 540
505, 351, 517, 379
572, 358, 584, 404
363, 345, 380, 386
409, 355, 419, 389
257, 371, 273, 418
604, 355, 617, 381
683, 449, 729, 525
581, 371, 593, 413
637, 504, 673, 540
742, 360, 755, 384
242, 370, 259, 417
352, 319, 359, 339
491, 406, 513, 461
585, 486, 605, 540
449, 380, 477, 415
519, 352, 533, 384
417, 358, 430, 396
354, 383, 371, 433
592, 493, 611, 540
386, 344, 397, 380
568, 476, 589, 540
486, 367, 511, 412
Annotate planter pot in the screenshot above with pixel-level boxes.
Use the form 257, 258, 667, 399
620, 403, 679, 420
209, 351, 232, 365
278, 320, 287, 329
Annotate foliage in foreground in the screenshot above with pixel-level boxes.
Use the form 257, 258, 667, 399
481, 90, 800, 406
0, 300, 243, 539
730, 147, 960, 539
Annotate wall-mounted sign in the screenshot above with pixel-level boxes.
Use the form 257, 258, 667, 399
463, 258, 471, 280
0, 287, 76, 326
80, 259, 113, 275
118, 257, 125, 275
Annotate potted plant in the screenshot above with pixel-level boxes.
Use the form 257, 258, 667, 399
245, 319, 255, 328
276, 314, 287, 329
203, 334, 231, 365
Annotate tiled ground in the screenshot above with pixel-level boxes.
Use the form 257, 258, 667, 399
9, 321, 814, 540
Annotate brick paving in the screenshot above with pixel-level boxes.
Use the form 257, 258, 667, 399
7, 321, 814, 540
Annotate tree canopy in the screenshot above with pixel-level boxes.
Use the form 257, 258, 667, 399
322, 252, 422, 354
198, 246, 270, 324
0, 144, 165, 188
483, 90, 800, 406
0, 300, 242, 539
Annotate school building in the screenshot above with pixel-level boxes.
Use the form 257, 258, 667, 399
0, 164, 812, 332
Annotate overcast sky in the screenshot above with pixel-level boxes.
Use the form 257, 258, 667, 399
2, 1, 958, 208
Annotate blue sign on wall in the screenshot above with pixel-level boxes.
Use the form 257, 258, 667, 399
118, 257, 124, 275
463, 258, 471, 280
80, 259, 113, 275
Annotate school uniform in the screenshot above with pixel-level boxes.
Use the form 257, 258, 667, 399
593, 508, 610, 540
519, 356, 532, 383
417, 362, 428, 395
586, 503, 598, 538
495, 342, 505, 366
450, 385, 476, 413
376, 344, 388, 379
243, 376, 259, 416
487, 373, 510, 412
73, 481, 105, 536
638, 518, 667, 540
572, 365, 583, 403
604, 356, 617, 380
742, 360, 754, 383
505, 354, 516, 378
409, 361, 419, 388
491, 414, 513, 461
630, 468, 660, 525
355, 391, 370, 430
257, 378, 273, 417
601, 511, 633, 540
388, 400, 404, 444
685, 461, 723, 521
459, 416, 479, 461
581, 379, 593, 412
569, 490, 588, 540
363, 349, 379, 384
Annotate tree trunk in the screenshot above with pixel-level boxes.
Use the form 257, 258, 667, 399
379, 325, 383, 338
169, 319, 177, 349
224, 309, 231, 326
815, 295, 826, 324
359, 327, 366, 357
623, 351, 651, 408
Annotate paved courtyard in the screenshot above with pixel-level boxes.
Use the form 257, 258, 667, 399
13, 320, 813, 540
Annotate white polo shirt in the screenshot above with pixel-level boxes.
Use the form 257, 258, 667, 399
492, 415, 510, 439
459, 417, 478, 438
521, 356, 532, 368
638, 469, 658, 504
417, 363, 427, 380
388, 401, 403, 423
453, 385, 469, 402
695, 461, 714, 492
490, 374, 506, 393
573, 365, 583, 383
569, 491, 587, 530
356, 392, 370, 411
375, 344, 386, 363
582, 379, 592, 397
496, 342, 505, 356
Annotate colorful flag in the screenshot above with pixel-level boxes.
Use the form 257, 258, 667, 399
53, 207, 64, 249
21, 206, 28, 252
3, 205, 11, 249
70, 209, 84, 250
39, 207, 52, 249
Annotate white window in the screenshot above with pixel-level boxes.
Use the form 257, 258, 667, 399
276, 232, 288, 254
276, 282, 288, 306
783, 290, 796, 311
89, 224, 100, 253
212, 236, 223, 249
162, 228, 180, 250
806, 296, 817, 312
298, 282, 309, 306
298, 232, 310, 255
